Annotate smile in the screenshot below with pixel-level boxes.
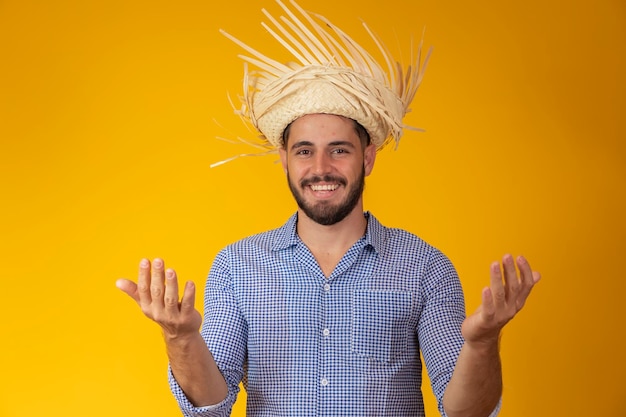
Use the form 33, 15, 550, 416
310, 184, 339, 191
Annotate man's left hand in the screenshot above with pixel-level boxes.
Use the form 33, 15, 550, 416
462, 254, 541, 346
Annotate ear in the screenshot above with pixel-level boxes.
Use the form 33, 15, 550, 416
363, 143, 377, 176
278, 147, 288, 174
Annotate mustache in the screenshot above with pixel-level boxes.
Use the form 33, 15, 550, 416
301, 175, 347, 187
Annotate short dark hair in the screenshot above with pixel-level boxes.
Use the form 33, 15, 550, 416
281, 116, 371, 149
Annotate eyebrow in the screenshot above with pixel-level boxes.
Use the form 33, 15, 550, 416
290, 140, 357, 150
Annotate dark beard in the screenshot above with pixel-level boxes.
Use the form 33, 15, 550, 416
287, 168, 365, 226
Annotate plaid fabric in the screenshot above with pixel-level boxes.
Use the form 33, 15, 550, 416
170, 212, 490, 416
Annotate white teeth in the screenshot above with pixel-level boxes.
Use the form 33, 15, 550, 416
310, 184, 339, 191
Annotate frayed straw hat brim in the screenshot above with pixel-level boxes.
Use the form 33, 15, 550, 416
220, 0, 432, 152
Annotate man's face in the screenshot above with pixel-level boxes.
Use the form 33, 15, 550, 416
279, 114, 376, 226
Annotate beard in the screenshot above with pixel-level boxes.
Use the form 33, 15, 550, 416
287, 167, 365, 226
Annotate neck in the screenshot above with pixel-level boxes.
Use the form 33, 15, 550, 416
296, 204, 367, 276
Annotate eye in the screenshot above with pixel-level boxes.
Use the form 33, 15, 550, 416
295, 149, 311, 156
331, 148, 348, 155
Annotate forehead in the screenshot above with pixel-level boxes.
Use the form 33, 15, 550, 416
284, 114, 359, 147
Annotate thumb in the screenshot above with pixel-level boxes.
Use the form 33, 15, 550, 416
179, 280, 197, 314
116, 278, 140, 304
481, 286, 496, 320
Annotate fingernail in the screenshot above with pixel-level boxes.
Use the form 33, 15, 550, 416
166, 269, 175, 279
153, 258, 163, 268
140, 259, 149, 268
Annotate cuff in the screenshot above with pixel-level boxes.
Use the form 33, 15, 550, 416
168, 367, 236, 417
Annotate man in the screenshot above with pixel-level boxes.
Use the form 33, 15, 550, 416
116, 1, 540, 416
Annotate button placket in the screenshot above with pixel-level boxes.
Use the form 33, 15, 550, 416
320, 280, 331, 393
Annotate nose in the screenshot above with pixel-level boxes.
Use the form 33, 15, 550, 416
312, 152, 332, 175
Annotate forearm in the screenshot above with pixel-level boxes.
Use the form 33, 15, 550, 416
442, 339, 502, 417
166, 331, 228, 407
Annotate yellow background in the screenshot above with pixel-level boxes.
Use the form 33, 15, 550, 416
1, 0, 624, 416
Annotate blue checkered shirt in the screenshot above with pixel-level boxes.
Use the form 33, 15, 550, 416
170, 212, 496, 416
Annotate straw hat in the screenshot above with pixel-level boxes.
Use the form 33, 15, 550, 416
220, 0, 431, 154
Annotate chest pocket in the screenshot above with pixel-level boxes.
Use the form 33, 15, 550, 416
351, 290, 413, 363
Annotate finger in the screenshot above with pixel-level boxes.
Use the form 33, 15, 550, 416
137, 258, 152, 309
517, 255, 540, 287
163, 268, 180, 314
490, 260, 506, 306
150, 258, 166, 310
116, 278, 140, 304
502, 253, 521, 299
515, 255, 540, 307
180, 281, 197, 315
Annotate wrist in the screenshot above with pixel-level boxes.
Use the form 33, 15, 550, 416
163, 329, 201, 347
463, 334, 501, 355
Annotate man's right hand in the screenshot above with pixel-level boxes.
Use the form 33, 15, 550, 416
117, 259, 228, 407
116, 258, 202, 339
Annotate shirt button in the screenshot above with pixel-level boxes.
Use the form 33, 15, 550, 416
321, 378, 329, 386
323, 328, 330, 337
323, 283, 331, 291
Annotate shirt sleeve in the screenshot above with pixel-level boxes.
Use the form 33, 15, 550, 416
418, 249, 502, 416
168, 366, 236, 417
168, 248, 247, 417
417, 248, 466, 415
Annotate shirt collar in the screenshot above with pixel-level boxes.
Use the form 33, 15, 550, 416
272, 212, 300, 251
362, 211, 385, 255
272, 211, 385, 255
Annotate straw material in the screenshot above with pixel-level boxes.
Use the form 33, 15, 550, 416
220, 0, 432, 151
